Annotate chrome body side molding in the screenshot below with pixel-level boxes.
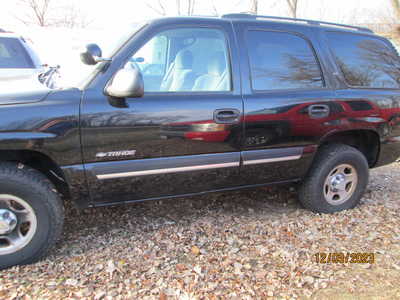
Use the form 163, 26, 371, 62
88, 147, 305, 180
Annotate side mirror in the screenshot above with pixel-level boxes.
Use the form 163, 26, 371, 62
80, 43, 111, 65
105, 68, 144, 98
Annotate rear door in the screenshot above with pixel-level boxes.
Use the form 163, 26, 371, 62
234, 22, 337, 184
81, 21, 244, 204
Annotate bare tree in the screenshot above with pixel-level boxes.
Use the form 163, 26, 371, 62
358, 39, 400, 85
177, 0, 196, 16
184, 0, 196, 15
391, 0, 400, 19
56, 5, 93, 29
249, 0, 258, 14
176, 0, 181, 15
191, 0, 197, 15
17, 0, 52, 26
332, 39, 400, 88
286, 0, 299, 18
277, 52, 324, 86
147, 0, 196, 16
211, 0, 219, 16
16, 0, 91, 28
146, 0, 167, 16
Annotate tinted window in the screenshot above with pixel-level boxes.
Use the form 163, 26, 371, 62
327, 32, 400, 88
247, 31, 323, 91
0, 37, 34, 68
127, 28, 231, 92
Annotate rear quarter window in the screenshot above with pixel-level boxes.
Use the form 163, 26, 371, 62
327, 31, 400, 88
0, 37, 34, 69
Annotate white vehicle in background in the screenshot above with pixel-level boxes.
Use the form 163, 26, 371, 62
0, 30, 59, 92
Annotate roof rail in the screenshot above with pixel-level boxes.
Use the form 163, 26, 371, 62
222, 13, 373, 33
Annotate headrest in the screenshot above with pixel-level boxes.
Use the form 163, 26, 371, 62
175, 50, 193, 69
208, 51, 226, 76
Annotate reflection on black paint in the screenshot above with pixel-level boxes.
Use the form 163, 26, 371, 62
327, 32, 400, 88
158, 99, 400, 150
247, 30, 324, 90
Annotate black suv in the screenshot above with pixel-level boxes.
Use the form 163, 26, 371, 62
1, 14, 400, 269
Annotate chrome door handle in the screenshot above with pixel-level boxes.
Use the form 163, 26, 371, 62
214, 109, 240, 124
308, 104, 330, 119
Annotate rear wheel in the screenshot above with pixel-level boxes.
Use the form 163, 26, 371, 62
0, 162, 63, 270
299, 144, 369, 213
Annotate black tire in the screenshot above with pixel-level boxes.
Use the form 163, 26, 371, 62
299, 144, 369, 213
0, 162, 64, 270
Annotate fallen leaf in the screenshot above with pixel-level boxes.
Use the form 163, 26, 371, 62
191, 245, 201, 255
160, 292, 168, 300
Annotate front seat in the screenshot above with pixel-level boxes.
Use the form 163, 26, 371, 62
192, 51, 229, 91
160, 50, 196, 92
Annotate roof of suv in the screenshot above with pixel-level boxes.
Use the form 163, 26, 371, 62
152, 14, 374, 35
222, 14, 373, 33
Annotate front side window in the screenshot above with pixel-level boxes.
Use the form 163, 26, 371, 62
246, 30, 324, 91
327, 32, 400, 88
126, 27, 231, 92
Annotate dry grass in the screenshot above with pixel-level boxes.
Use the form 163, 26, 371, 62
1, 163, 400, 299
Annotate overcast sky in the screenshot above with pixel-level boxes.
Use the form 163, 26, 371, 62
0, 0, 395, 31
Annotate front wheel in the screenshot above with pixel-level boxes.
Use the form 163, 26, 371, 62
299, 144, 369, 213
0, 163, 64, 269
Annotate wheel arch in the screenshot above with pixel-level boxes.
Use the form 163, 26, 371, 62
0, 150, 71, 199
319, 129, 380, 167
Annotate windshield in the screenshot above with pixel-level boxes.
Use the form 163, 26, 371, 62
60, 23, 146, 89
0, 37, 34, 69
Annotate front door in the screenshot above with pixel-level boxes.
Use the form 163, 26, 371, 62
80, 22, 244, 204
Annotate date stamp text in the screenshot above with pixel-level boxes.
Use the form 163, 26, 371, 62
314, 252, 375, 264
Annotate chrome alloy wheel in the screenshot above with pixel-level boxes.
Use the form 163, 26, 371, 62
0, 195, 37, 255
323, 164, 358, 205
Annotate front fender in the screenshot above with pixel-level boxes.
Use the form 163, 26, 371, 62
0, 88, 90, 207
0, 88, 82, 166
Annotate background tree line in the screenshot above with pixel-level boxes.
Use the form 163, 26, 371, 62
16, 0, 400, 29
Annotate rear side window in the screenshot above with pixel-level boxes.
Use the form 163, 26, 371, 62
0, 37, 34, 68
327, 32, 400, 88
246, 30, 324, 91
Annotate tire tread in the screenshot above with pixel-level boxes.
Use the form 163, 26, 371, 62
0, 162, 64, 268
299, 144, 369, 213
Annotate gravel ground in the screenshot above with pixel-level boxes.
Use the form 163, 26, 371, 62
1, 162, 400, 299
